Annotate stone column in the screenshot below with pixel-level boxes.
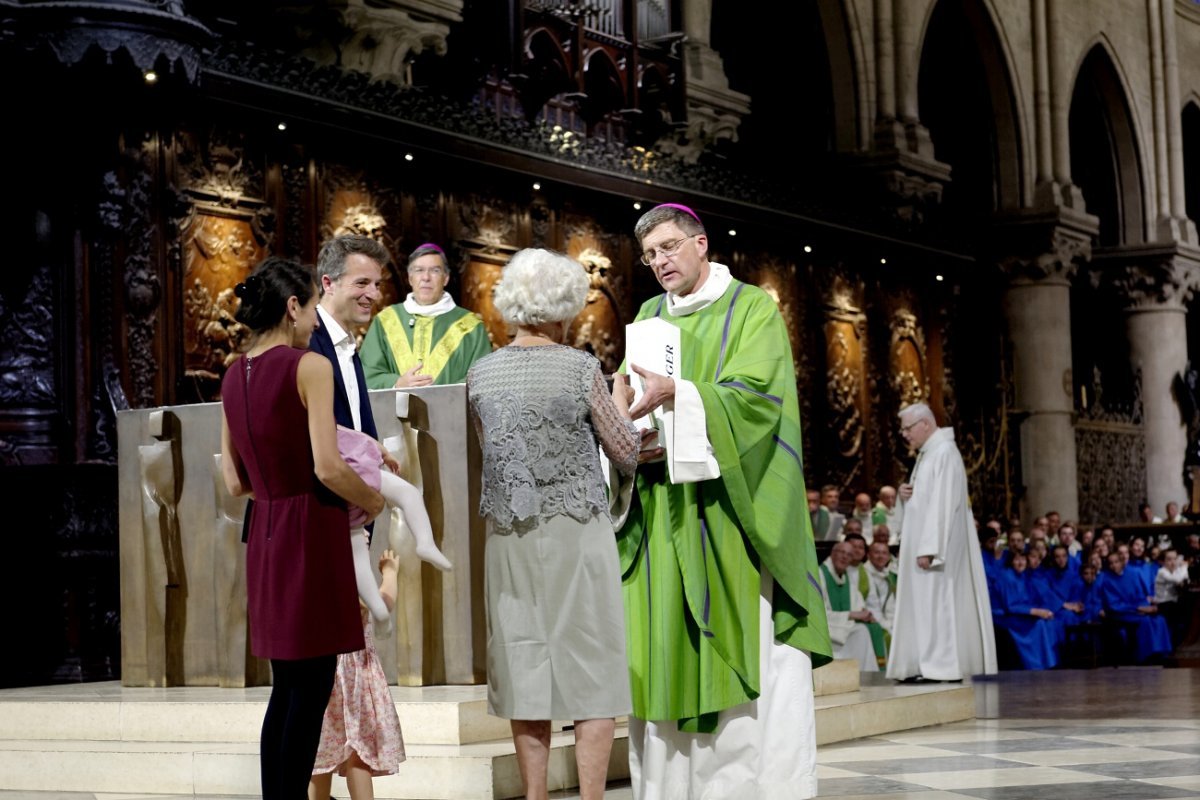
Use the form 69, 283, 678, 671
1101, 253, 1200, 514
1160, 0, 1198, 243
999, 220, 1093, 524
668, 0, 750, 164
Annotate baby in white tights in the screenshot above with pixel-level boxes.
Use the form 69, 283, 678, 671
337, 426, 452, 627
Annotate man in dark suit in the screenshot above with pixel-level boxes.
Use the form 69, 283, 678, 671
310, 235, 397, 476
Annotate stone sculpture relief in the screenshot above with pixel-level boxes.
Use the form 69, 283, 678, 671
387, 393, 426, 686
137, 409, 187, 686
210, 453, 261, 687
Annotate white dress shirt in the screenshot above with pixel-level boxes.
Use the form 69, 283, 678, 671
317, 304, 363, 432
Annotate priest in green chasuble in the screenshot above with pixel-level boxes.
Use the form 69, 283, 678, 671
360, 243, 492, 388
617, 204, 832, 800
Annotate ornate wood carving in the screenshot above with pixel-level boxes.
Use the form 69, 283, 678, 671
819, 266, 867, 488
0, 262, 56, 410
174, 126, 273, 402
321, 164, 405, 312
281, 160, 311, 261
460, 250, 515, 349
181, 215, 263, 390
744, 253, 804, 380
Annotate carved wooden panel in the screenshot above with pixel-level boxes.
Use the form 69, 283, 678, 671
321, 166, 405, 312
820, 267, 868, 488
461, 252, 511, 349
746, 256, 803, 381
563, 217, 628, 374
889, 307, 928, 408
181, 213, 265, 401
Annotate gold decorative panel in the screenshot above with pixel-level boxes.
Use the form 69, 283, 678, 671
182, 212, 265, 399
461, 253, 510, 349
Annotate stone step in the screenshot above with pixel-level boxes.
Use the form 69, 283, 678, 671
0, 668, 975, 799
0, 661, 864, 746
0, 729, 629, 800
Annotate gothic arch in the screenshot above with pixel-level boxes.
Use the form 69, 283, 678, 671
917, 0, 1027, 221
913, 0, 1030, 208
580, 48, 626, 125
1183, 100, 1200, 228
816, 0, 867, 152
1068, 41, 1148, 246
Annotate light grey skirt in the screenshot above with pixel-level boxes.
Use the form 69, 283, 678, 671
485, 512, 632, 720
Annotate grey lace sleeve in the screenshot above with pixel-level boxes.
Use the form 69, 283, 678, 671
588, 364, 639, 476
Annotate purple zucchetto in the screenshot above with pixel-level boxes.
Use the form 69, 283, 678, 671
652, 203, 703, 224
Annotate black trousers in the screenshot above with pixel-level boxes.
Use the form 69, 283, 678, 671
261, 655, 337, 800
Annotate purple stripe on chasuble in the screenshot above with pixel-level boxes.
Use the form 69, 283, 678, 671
714, 283, 746, 380
773, 433, 825, 598
720, 381, 782, 406
699, 488, 713, 638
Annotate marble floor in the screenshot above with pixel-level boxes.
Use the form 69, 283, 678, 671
0, 669, 1196, 799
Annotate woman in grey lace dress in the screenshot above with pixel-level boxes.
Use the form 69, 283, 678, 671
467, 248, 638, 800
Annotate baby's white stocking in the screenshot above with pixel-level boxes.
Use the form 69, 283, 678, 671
379, 471, 452, 571
351, 528, 391, 623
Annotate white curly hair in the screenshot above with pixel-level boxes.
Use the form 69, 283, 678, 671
493, 248, 589, 326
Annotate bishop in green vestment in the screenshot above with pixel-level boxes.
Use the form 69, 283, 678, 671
618, 204, 832, 800
360, 243, 492, 388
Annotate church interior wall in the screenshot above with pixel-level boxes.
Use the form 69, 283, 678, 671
1, 0, 1193, 688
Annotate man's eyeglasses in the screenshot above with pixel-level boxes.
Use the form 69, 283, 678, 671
900, 420, 924, 433
409, 267, 445, 277
640, 234, 698, 266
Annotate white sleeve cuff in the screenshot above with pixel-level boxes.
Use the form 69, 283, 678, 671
668, 379, 720, 483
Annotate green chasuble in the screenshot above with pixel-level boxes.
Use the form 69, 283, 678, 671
821, 564, 851, 610
360, 304, 492, 389
618, 280, 832, 732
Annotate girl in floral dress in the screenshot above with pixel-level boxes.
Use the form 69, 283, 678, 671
309, 548, 406, 800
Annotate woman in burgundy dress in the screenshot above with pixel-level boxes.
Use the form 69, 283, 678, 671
220, 256, 385, 800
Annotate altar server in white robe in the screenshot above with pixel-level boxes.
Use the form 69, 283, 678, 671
886, 403, 997, 682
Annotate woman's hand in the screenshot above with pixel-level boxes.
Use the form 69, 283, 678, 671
610, 373, 634, 419
362, 489, 386, 523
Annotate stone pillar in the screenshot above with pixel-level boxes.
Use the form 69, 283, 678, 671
997, 216, 1095, 523
666, 0, 750, 164
860, 0, 948, 227
1095, 249, 1200, 514
1160, 0, 1198, 243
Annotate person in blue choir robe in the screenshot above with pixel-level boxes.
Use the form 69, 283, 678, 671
1125, 537, 1158, 598
1041, 545, 1085, 626
981, 533, 1008, 615
995, 552, 1064, 670
1100, 552, 1172, 664
1078, 563, 1105, 624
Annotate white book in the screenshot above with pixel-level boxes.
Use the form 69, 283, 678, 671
625, 317, 681, 479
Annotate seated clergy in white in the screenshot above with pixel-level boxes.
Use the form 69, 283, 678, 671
862, 541, 898, 635
819, 542, 883, 671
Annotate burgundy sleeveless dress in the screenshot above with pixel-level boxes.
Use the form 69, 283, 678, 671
222, 346, 365, 660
